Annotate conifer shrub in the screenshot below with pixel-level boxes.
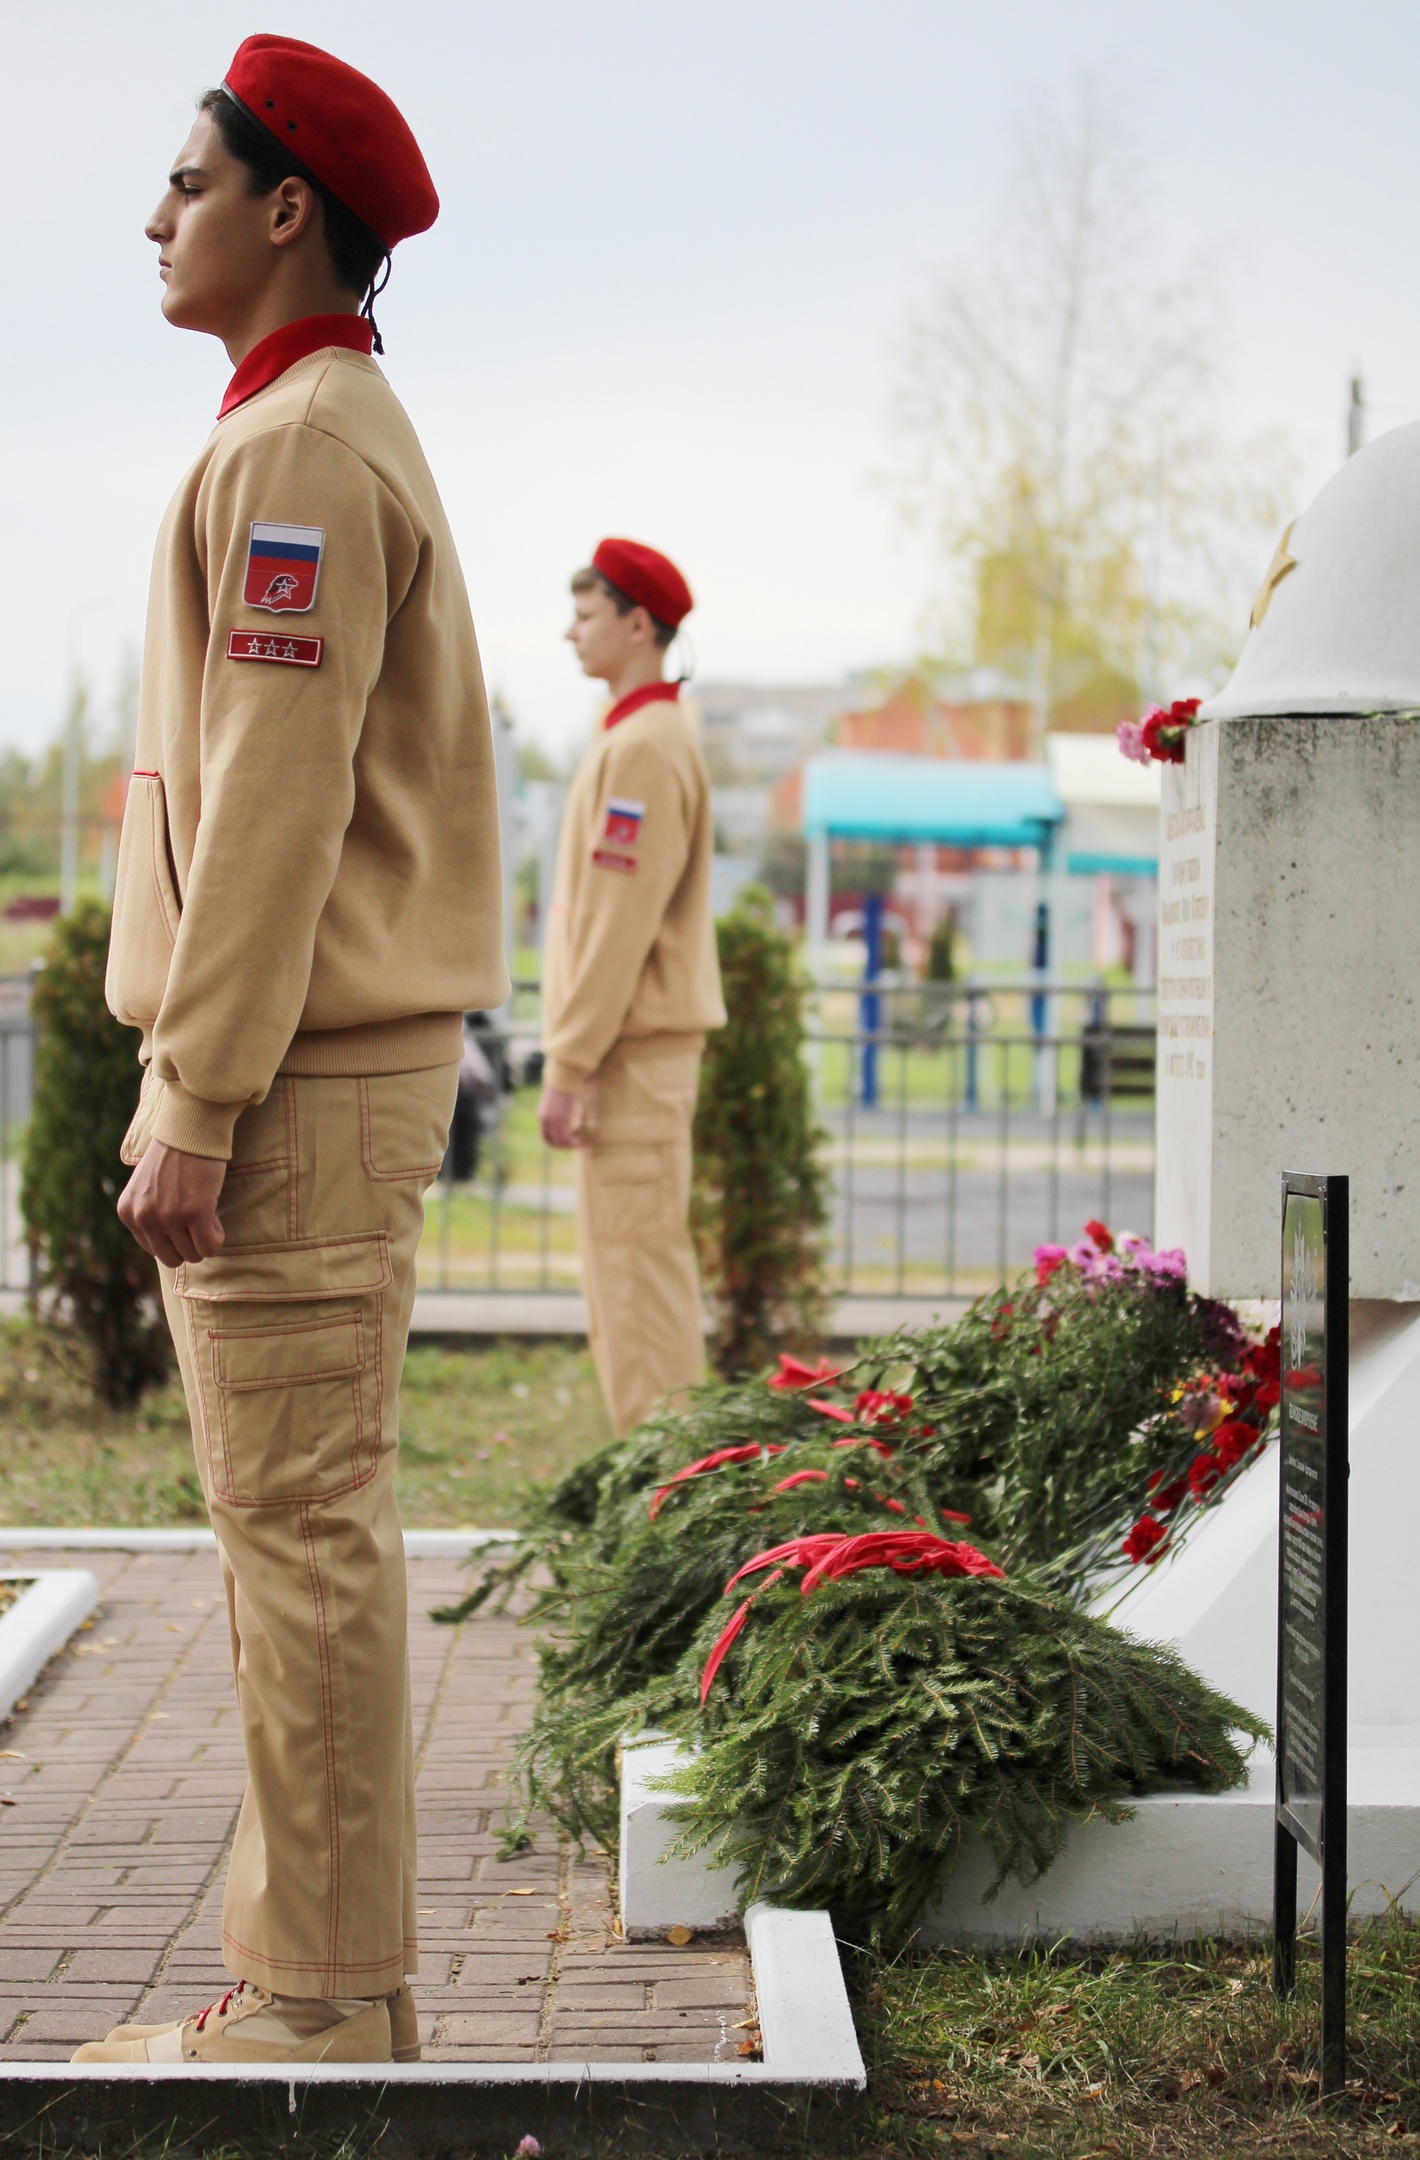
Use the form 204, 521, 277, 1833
665, 1560, 1265, 1945
691, 886, 827, 1376
22, 900, 168, 1407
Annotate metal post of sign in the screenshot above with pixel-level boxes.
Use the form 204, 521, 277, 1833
1273, 1171, 1349, 2096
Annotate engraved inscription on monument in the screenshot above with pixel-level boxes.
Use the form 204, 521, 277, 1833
1157, 764, 1215, 1086
1278, 1189, 1327, 1860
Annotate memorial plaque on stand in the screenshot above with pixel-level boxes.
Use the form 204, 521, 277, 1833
1273, 1172, 1348, 2094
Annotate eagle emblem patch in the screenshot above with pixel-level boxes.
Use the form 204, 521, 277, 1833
243, 521, 325, 612
604, 798, 645, 846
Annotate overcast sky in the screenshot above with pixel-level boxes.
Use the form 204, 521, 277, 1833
5, 0, 1420, 759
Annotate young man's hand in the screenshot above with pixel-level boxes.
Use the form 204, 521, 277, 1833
538, 1085, 583, 1150
118, 1140, 227, 1268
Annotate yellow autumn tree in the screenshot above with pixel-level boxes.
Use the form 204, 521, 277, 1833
895, 85, 1292, 743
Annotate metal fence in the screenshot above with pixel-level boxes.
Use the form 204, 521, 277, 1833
0, 972, 1156, 1305
419, 976, 1156, 1302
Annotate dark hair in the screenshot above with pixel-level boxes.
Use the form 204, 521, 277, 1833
570, 566, 676, 649
199, 87, 387, 306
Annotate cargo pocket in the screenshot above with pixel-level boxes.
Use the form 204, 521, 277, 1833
175, 1235, 391, 1507
206, 1308, 372, 1506
585, 1143, 676, 1244
107, 772, 182, 1029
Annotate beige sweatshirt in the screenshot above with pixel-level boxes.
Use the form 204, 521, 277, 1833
106, 344, 507, 1159
541, 693, 726, 1091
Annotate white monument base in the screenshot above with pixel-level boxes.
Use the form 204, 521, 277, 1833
620, 1740, 1420, 1946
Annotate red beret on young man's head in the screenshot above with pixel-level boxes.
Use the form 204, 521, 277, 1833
222, 35, 439, 249
593, 538, 694, 630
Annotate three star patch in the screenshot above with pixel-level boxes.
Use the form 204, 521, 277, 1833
227, 630, 324, 668
243, 521, 325, 613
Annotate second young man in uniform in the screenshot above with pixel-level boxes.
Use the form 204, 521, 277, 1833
538, 541, 725, 1436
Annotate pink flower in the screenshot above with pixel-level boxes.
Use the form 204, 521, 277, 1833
1116, 718, 1151, 765
1033, 1242, 1069, 1286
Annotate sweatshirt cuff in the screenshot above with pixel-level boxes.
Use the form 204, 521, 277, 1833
151, 1081, 244, 1162
544, 1058, 590, 1094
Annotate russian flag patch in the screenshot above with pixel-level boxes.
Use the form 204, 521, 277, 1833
243, 521, 325, 613
604, 797, 645, 846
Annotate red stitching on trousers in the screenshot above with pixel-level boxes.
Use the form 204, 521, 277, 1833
301, 1501, 342, 1984
220, 1930, 403, 1975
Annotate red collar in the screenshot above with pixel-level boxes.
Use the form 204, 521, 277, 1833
604, 680, 681, 730
219, 314, 375, 419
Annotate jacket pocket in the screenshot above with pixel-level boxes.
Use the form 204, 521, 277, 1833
106, 772, 182, 1029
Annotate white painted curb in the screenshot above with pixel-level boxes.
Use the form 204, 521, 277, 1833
0, 1529, 519, 1557
746, 1903, 865, 2083
0, 1569, 100, 1721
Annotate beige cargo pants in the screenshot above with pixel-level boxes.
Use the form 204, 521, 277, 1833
575, 1044, 706, 1436
126, 1062, 457, 1999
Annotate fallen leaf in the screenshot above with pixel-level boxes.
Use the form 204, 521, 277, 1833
0, 1751, 27, 1761
504, 1888, 537, 1897
666, 1925, 694, 1946
1019, 2052, 1041, 2073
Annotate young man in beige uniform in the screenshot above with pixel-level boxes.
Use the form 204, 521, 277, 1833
70, 38, 505, 2066
539, 540, 725, 1436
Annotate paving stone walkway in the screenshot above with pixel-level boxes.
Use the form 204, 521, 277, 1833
0, 1546, 751, 2064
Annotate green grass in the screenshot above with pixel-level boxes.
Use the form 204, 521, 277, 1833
855, 1913, 1420, 2155
0, 1318, 610, 1530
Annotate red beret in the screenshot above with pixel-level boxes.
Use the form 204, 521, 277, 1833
222, 36, 438, 250
592, 538, 694, 629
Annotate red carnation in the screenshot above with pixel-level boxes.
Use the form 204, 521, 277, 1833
1241, 1328, 1282, 1387
767, 1353, 846, 1394
1146, 1475, 1188, 1515
854, 1390, 914, 1427
1123, 1513, 1168, 1564
1188, 1451, 1224, 1501
1211, 1419, 1259, 1470
649, 1441, 786, 1518
1084, 1219, 1114, 1253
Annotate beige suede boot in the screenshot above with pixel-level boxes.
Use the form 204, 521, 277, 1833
100, 1979, 420, 2060
70, 1987, 390, 2064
